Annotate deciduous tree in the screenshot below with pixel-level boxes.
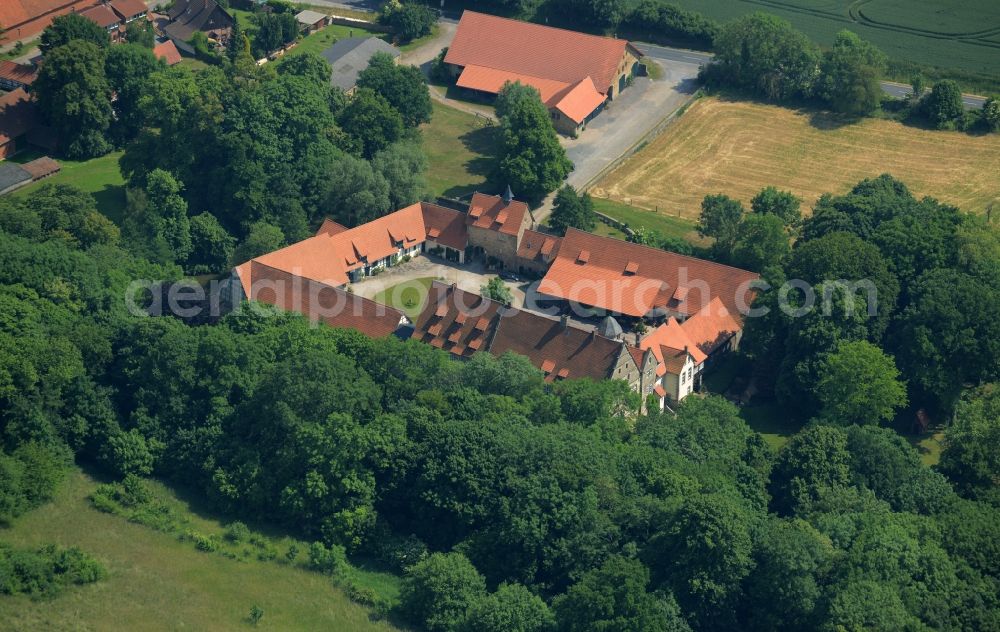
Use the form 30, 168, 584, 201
32, 41, 113, 159
39, 13, 109, 54
816, 340, 906, 426
549, 185, 596, 236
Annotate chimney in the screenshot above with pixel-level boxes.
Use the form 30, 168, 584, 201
635, 333, 641, 346
502, 184, 513, 205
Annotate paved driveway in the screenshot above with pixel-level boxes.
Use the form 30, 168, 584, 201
533, 59, 701, 223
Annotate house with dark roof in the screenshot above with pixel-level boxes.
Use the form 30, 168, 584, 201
165, 0, 234, 53
320, 37, 400, 94
412, 281, 656, 396
444, 11, 642, 135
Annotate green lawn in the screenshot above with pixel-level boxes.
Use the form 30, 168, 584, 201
908, 431, 945, 467
11, 151, 127, 224
420, 101, 499, 198
373, 277, 434, 319
740, 402, 800, 452
398, 24, 440, 53
286, 23, 382, 59
590, 197, 701, 244
0, 468, 400, 631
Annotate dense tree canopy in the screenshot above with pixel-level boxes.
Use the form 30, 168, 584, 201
496, 82, 573, 203
33, 41, 113, 159
357, 52, 432, 128
39, 13, 109, 54
548, 185, 596, 236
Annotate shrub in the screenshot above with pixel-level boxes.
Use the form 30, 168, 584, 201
0, 543, 105, 597
225, 521, 250, 543
400, 552, 486, 632
307, 541, 347, 576
385, 3, 435, 43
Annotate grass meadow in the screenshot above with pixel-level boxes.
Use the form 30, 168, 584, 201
595, 96, 1000, 220
420, 101, 499, 199
10, 150, 127, 223
0, 469, 401, 631
373, 277, 435, 319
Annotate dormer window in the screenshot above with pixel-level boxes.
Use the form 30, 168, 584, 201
577, 250, 590, 264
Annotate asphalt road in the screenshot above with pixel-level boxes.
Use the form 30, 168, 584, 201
634, 42, 986, 110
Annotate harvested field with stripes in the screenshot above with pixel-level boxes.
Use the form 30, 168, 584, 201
594, 96, 1000, 220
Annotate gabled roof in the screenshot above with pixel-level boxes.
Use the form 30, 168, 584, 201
244, 261, 404, 338
455, 65, 571, 105
295, 9, 327, 25
153, 40, 182, 66
235, 202, 465, 293
412, 281, 643, 383
444, 11, 636, 94
537, 228, 759, 318
550, 76, 606, 124
0, 1, 78, 31
421, 202, 468, 250
679, 296, 742, 357
110, 0, 148, 19
0, 162, 32, 192
81, 4, 121, 29
0, 61, 37, 87
468, 192, 529, 237
316, 217, 349, 236
411, 281, 503, 358
641, 317, 707, 368
517, 229, 561, 263
320, 37, 399, 91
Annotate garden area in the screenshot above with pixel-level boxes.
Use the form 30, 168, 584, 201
372, 277, 435, 319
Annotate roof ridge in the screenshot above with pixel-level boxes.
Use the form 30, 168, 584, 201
562, 227, 758, 276
461, 10, 628, 45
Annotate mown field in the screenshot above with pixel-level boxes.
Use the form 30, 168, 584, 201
0, 469, 401, 632
420, 101, 499, 198
666, 0, 1000, 84
10, 150, 127, 223
595, 96, 1000, 220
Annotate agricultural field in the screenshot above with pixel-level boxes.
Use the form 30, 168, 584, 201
667, 0, 1000, 87
0, 469, 400, 631
595, 96, 1000, 220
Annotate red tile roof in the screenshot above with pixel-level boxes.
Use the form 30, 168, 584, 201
236, 202, 442, 291
244, 261, 404, 338
456, 64, 571, 105
153, 40, 182, 66
468, 192, 529, 237
0, 1, 87, 33
0, 88, 37, 146
641, 317, 706, 370
316, 217, 349, 236
516, 229, 561, 264
679, 296, 742, 357
412, 281, 642, 383
537, 228, 759, 318
411, 282, 503, 359
80, 3, 120, 28
19, 156, 60, 179
421, 202, 469, 250
444, 11, 637, 94
0, 61, 37, 87
109, 0, 147, 19
550, 76, 606, 124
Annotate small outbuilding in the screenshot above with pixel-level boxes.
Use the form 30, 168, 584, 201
295, 9, 328, 33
